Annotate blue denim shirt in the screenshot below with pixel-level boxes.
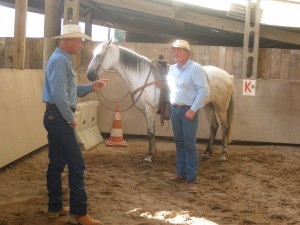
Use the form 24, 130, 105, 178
42, 48, 93, 123
167, 59, 210, 112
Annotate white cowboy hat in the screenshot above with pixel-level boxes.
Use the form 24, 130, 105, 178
52, 24, 91, 40
172, 39, 190, 51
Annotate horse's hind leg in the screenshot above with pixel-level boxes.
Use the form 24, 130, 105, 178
202, 103, 219, 160
216, 111, 229, 161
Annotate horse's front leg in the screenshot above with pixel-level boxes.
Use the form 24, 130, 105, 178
143, 111, 157, 163
144, 128, 156, 163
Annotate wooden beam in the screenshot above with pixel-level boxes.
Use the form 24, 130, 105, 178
90, 0, 300, 46
172, 1, 185, 32
260, 26, 300, 45
115, 23, 175, 40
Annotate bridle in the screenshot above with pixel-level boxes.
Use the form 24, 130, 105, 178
91, 44, 111, 82
92, 44, 161, 112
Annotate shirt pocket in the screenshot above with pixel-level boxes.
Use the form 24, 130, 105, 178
177, 77, 194, 89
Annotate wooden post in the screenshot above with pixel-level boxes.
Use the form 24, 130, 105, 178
81, 7, 93, 69
14, 0, 27, 69
43, 0, 63, 69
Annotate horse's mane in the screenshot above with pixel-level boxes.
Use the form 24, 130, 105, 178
118, 46, 151, 73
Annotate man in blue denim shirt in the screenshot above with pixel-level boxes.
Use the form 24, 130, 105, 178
43, 24, 107, 225
166, 40, 209, 193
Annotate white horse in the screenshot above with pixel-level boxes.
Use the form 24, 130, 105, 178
87, 40, 234, 163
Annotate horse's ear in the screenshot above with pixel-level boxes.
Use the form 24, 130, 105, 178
108, 38, 113, 45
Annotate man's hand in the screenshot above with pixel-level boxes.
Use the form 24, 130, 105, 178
92, 79, 109, 91
69, 118, 77, 128
185, 109, 195, 120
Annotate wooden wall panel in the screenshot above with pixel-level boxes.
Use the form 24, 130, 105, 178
4, 38, 14, 69
1, 38, 300, 81
159, 44, 172, 63
279, 49, 290, 80
270, 49, 281, 79
134, 43, 152, 59
198, 46, 210, 66
209, 46, 219, 66
259, 48, 271, 79
25, 39, 42, 69
150, 43, 161, 61
231, 47, 242, 77
0, 39, 5, 68
289, 50, 300, 80
190, 45, 200, 63
218, 46, 226, 69
225, 47, 233, 74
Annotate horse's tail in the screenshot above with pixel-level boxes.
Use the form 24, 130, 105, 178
227, 78, 234, 144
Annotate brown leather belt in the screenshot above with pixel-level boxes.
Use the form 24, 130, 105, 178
46, 103, 76, 113
173, 104, 190, 108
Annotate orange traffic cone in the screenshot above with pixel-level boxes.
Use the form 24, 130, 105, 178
105, 105, 127, 147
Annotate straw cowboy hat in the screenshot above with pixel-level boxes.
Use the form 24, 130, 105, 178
52, 24, 91, 40
172, 39, 190, 51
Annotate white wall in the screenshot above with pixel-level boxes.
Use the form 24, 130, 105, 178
0, 69, 47, 168
1, 68, 299, 168
79, 71, 300, 145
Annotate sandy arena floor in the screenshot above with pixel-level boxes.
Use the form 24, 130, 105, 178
0, 138, 299, 225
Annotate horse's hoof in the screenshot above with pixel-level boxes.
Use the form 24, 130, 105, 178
143, 156, 153, 163
201, 155, 208, 161
218, 155, 227, 161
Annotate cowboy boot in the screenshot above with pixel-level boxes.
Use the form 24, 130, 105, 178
48, 206, 69, 218
69, 214, 102, 225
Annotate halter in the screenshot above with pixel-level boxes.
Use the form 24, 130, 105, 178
92, 44, 161, 112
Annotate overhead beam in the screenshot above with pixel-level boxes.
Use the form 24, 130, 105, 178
114, 23, 175, 40
89, 0, 300, 46
89, 8, 244, 45
90, 12, 184, 41
172, 1, 186, 32
260, 26, 300, 46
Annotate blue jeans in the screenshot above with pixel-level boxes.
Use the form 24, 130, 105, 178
171, 106, 199, 183
43, 108, 87, 216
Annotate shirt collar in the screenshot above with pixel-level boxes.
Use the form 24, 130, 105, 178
55, 47, 72, 61
176, 59, 191, 70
